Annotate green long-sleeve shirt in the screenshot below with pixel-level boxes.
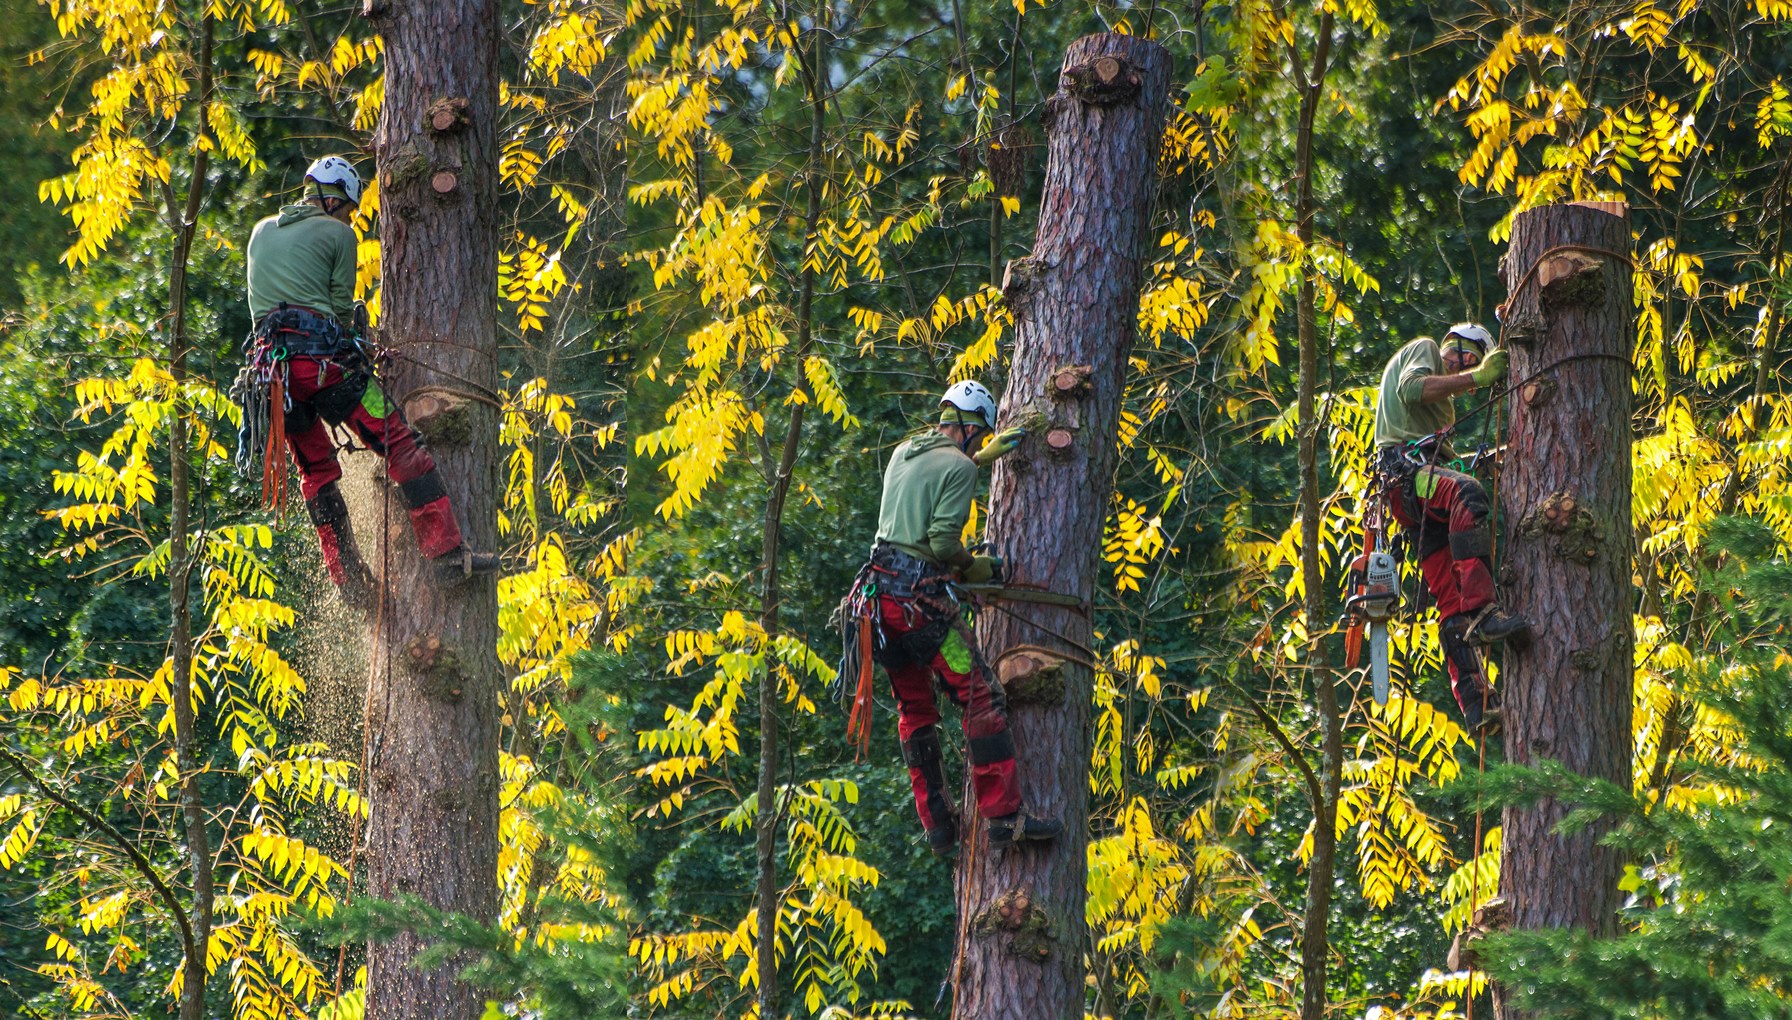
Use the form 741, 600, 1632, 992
1373, 337, 1456, 451
872, 431, 978, 568
245, 205, 357, 324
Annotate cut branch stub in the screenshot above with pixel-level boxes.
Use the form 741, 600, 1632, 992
425, 96, 471, 134
970, 886, 1056, 962
1050, 364, 1094, 399
1002, 256, 1049, 315
1539, 253, 1607, 312
1044, 428, 1076, 458
1519, 490, 1604, 564
997, 647, 1067, 706
431, 171, 460, 195
1063, 56, 1142, 105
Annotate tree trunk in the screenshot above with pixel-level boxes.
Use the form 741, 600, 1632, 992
751, 24, 829, 1014
165, 19, 215, 1019
949, 33, 1170, 1020
1289, 15, 1339, 1020
1494, 202, 1634, 1017
364, 0, 502, 1016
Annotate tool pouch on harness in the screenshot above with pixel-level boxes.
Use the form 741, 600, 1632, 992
866, 543, 956, 669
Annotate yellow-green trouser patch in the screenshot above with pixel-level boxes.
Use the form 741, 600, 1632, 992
941, 626, 973, 674
361, 383, 391, 419
1414, 468, 1441, 499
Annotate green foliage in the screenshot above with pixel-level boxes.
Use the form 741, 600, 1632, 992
1475, 517, 1792, 1017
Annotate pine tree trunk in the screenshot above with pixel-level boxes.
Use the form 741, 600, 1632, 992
949, 32, 1170, 1020
364, 0, 502, 1016
1494, 202, 1634, 1017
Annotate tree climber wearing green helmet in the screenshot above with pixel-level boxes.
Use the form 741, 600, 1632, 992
863, 381, 1060, 855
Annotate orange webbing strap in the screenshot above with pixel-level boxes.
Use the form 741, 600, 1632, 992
261, 372, 288, 514
845, 612, 875, 760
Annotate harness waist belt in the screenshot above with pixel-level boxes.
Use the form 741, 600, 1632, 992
256, 306, 351, 357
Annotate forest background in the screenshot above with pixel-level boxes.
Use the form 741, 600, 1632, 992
0, 0, 1789, 1016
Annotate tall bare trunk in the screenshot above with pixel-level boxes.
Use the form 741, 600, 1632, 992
165, 18, 216, 1020
363, 0, 502, 1015
949, 32, 1170, 1020
1290, 15, 1338, 1020
1493, 202, 1635, 1018
752, 23, 829, 1016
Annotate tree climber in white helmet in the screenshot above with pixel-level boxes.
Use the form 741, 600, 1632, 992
1373, 322, 1531, 734
241, 156, 497, 608
855, 381, 1060, 854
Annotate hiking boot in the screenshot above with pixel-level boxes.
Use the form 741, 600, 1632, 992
339, 566, 378, 613
1465, 606, 1530, 645
1467, 705, 1503, 739
927, 818, 960, 857
987, 810, 1062, 850
432, 546, 503, 585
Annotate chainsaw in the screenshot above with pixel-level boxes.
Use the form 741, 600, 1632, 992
1344, 513, 1402, 706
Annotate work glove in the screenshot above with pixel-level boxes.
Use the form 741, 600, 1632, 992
962, 555, 1003, 584
972, 427, 1027, 467
1469, 349, 1509, 388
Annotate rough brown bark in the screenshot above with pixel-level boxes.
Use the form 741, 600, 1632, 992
949, 33, 1170, 1020
1494, 203, 1635, 1017
364, 0, 502, 1016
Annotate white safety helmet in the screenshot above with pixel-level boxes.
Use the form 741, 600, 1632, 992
939, 380, 998, 430
305, 155, 363, 206
1441, 322, 1493, 358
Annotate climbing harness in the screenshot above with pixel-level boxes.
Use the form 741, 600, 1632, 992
231, 305, 375, 511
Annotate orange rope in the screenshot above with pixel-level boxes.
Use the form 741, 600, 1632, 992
261, 373, 288, 513
1465, 397, 1505, 1019
845, 613, 875, 760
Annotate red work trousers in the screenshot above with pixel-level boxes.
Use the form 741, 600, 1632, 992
282, 356, 463, 571
1386, 463, 1497, 714
878, 595, 1021, 829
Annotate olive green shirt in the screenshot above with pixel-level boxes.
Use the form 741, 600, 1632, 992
872, 431, 977, 567
1373, 337, 1456, 450
245, 205, 357, 324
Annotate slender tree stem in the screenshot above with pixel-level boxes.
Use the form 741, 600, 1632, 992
165, 17, 216, 1020
1292, 14, 1337, 1020
753, 19, 828, 1016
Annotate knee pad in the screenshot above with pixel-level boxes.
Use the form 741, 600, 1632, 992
306, 481, 351, 528
1450, 526, 1493, 560
966, 730, 1015, 766
901, 724, 943, 769
399, 470, 447, 510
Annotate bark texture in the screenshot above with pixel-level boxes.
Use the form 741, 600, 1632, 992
950, 33, 1170, 1020
364, 0, 502, 1016
1494, 203, 1634, 1016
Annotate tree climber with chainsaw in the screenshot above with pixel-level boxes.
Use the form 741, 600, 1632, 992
861, 381, 1062, 855
1373, 323, 1531, 734
242, 156, 497, 606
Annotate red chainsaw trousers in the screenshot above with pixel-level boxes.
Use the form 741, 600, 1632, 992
283, 355, 463, 563
878, 596, 1022, 826
1386, 462, 1497, 714
1386, 464, 1495, 620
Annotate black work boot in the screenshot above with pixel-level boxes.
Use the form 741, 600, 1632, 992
432, 545, 503, 585
1465, 605, 1531, 645
987, 810, 1063, 849
926, 815, 961, 857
